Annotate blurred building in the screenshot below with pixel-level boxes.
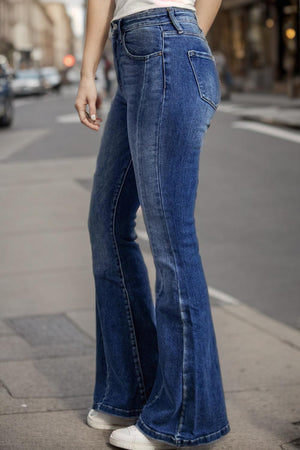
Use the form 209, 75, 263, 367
0, 0, 54, 68
42, 1, 74, 71
0, 0, 75, 71
209, 0, 299, 96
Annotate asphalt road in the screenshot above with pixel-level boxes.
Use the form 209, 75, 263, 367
1, 85, 299, 331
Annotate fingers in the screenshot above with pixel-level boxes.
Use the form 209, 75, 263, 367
75, 97, 103, 131
79, 110, 100, 131
88, 97, 98, 123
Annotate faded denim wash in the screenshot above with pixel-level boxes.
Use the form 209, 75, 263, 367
87, 6, 230, 447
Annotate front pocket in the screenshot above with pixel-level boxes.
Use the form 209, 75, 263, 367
187, 50, 221, 110
122, 25, 163, 60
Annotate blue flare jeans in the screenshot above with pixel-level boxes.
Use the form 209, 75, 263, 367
87, 6, 230, 447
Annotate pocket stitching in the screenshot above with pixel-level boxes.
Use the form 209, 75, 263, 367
163, 30, 206, 42
122, 27, 163, 60
187, 50, 220, 110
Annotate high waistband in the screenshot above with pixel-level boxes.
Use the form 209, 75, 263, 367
110, 7, 197, 36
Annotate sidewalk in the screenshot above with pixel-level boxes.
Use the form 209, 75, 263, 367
221, 92, 300, 129
0, 108, 299, 449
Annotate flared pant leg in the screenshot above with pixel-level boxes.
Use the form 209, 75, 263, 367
119, 26, 230, 447
88, 88, 159, 417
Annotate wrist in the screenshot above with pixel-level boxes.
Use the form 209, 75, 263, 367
80, 73, 96, 81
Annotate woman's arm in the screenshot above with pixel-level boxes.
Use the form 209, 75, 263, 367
81, 0, 115, 79
195, 0, 222, 36
75, 0, 115, 131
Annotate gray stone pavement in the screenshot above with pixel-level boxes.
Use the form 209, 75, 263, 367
222, 92, 300, 129
0, 115, 300, 449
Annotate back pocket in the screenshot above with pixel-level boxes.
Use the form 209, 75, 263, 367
187, 50, 221, 110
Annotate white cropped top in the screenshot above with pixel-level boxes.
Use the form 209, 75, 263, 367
112, 0, 196, 21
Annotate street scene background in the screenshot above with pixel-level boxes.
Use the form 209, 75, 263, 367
0, 0, 300, 449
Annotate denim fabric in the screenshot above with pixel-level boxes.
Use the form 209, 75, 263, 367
87, 6, 230, 447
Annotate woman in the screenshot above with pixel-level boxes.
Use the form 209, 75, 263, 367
75, 1, 230, 448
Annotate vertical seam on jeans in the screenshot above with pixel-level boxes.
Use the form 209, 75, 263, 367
111, 158, 147, 404
96, 299, 111, 405
159, 37, 187, 442
135, 58, 156, 255
135, 60, 147, 224
135, 42, 167, 413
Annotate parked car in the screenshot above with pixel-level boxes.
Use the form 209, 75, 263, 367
0, 55, 14, 127
40, 66, 62, 93
11, 68, 46, 96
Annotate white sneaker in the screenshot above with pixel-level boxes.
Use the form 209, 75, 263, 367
87, 409, 137, 430
109, 424, 176, 449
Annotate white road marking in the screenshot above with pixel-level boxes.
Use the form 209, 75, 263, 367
14, 93, 66, 108
56, 102, 110, 124
56, 113, 79, 124
208, 287, 240, 305
0, 129, 50, 161
219, 103, 300, 128
14, 99, 34, 108
136, 229, 149, 241
232, 120, 300, 144
219, 104, 279, 116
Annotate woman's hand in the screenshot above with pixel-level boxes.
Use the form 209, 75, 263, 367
74, 76, 103, 131
75, 0, 115, 130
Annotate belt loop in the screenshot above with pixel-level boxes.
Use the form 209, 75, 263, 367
167, 8, 184, 34
118, 18, 123, 42
110, 20, 119, 40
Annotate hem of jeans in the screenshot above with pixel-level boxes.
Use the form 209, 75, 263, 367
136, 415, 231, 447
93, 401, 143, 419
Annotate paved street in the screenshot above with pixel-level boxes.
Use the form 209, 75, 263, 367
0, 86, 299, 449
3, 86, 300, 329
